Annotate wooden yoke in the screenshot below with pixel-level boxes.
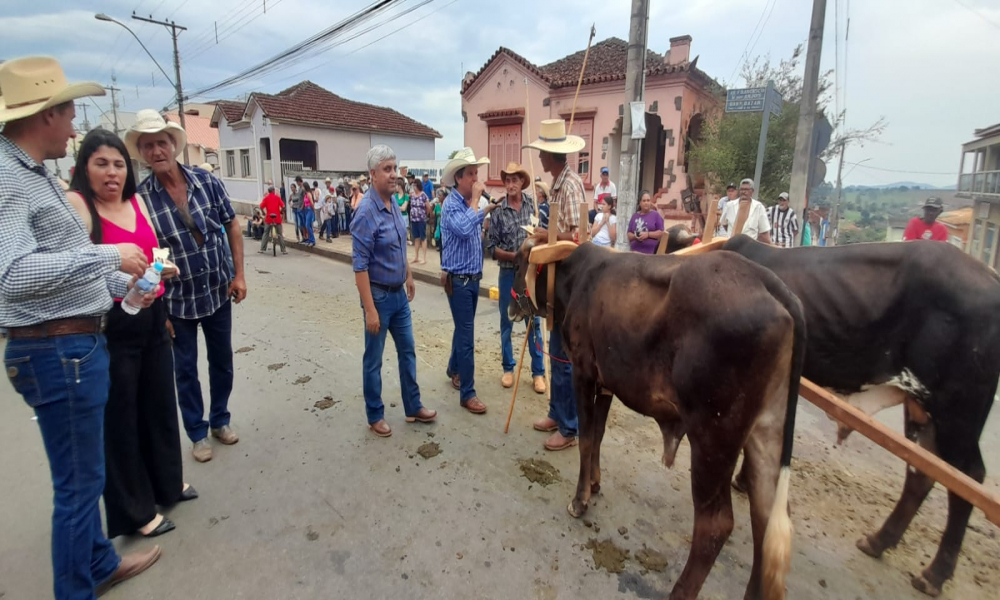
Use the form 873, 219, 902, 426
732, 200, 752, 236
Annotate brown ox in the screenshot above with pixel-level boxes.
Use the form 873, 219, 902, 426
508, 239, 806, 600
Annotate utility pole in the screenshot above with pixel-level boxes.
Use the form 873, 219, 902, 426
615, 0, 650, 252
132, 13, 190, 165
106, 73, 121, 137
76, 102, 91, 132
788, 0, 827, 245
829, 141, 846, 246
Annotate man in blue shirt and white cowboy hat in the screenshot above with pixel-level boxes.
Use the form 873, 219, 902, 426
440, 147, 499, 415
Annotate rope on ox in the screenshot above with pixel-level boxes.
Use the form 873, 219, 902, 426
505, 28, 595, 433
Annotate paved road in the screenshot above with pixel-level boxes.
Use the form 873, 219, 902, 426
1, 248, 997, 600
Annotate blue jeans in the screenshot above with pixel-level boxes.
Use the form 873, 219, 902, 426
339, 213, 347, 232
447, 276, 480, 402
498, 268, 544, 376
362, 285, 422, 423
293, 209, 303, 239
302, 211, 316, 244
548, 328, 578, 438
4, 334, 121, 600
171, 299, 234, 442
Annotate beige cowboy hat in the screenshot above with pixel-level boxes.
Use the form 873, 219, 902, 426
0, 56, 105, 123
125, 109, 187, 162
500, 162, 531, 190
441, 147, 490, 186
522, 119, 585, 154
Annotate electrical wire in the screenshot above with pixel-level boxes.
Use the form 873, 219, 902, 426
845, 162, 957, 176
183, 0, 284, 62
952, 0, 1000, 31
725, 0, 775, 87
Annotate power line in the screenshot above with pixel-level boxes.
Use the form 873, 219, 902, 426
350, 0, 459, 53
845, 162, 957, 176
725, 0, 775, 86
952, 0, 1000, 31
182, 0, 276, 61
183, 0, 404, 100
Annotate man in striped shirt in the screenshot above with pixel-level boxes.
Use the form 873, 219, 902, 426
440, 147, 498, 415
767, 192, 800, 248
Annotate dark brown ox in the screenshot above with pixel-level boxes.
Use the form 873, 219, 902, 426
508, 239, 806, 600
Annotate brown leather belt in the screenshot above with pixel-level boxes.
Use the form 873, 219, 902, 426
6, 317, 105, 339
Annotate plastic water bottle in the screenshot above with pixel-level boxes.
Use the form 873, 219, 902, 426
122, 262, 163, 315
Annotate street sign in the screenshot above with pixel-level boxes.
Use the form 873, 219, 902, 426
725, 87, 767, 113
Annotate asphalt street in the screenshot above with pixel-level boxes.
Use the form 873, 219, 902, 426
1, 247, 996, 600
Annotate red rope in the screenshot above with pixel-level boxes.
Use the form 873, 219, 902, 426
535, 338, 572, 364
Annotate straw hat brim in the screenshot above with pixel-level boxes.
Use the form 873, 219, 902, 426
125, 121, 187, 163
522, 134, 586, 154
441, 155, 490, 186
0, 81, 105, 123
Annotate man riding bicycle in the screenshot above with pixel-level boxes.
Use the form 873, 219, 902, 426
259, 185, 287, 255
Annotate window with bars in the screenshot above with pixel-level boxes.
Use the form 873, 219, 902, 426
240, 149, 251, 179
487, 124, 521, 181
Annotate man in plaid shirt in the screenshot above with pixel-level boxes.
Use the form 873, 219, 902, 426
127, 111, 247, 464
523, 119, 585, 451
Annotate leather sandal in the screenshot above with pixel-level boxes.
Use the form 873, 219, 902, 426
461, 397, 487, 414
406, 408, 438, 423
369, 420, 392, 437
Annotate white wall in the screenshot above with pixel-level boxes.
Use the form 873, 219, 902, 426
370, 133, 434, 162
273, 123, 370, 172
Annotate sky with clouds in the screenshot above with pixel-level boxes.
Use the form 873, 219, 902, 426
3, 0, 998, 187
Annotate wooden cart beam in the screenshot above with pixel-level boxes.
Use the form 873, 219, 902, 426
799, 378, 1000, 527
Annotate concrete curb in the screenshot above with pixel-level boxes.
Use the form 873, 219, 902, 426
287, 241, 493, 299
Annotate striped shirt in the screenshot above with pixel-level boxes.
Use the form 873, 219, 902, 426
0, 135, 130, 327
351, 188, 408, 287
139, 164, 236, 320
441, 188, 486, 275
487, 193, 536, 269
766, 205, 799, 248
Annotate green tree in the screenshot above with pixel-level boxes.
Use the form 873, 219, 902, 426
448, 149, 461, 159
688, 45, 833, 204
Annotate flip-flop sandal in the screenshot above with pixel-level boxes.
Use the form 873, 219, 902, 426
544, 436, 578, 451
406, 410, 437, 423
369, 422, 392, 437
461, 399, 487, 414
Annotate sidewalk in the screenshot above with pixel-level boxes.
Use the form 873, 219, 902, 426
278, 232, 502, 298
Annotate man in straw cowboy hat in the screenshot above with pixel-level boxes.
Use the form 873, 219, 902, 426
488, 162, 546, 394
0, 56, 161, 599
439, 147, 500, 415
522, 118, 586, 451
126, 108, 247, 463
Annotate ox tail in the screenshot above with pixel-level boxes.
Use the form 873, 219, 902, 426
762, 281, 807, 600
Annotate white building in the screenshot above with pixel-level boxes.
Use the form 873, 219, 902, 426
210, 81, 440, 208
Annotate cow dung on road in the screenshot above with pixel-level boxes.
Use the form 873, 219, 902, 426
585, 538, 629, 573
517, 458, 560, 486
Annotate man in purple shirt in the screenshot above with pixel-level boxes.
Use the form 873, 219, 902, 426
352, 145, 436, 437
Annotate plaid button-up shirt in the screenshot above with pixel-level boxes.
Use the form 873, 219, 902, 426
487, 192, 536, 269
0, 136, 129, 327
552, 165, 583, 236
139, 164, 236, 320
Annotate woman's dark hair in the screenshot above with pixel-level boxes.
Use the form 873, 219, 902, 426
69, 129, 137, 243
639, 190, 651, 199
606, 195, 617, 215
301, 182, 311, 192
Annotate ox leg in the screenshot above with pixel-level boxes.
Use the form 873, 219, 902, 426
569, 377, 597, 519
740, 423, 784, 600
668, 436, 740, 600
857, 417, 936, 558
589, 392, 613, 495
912, 445, 986, 597
733, 455, 750, 494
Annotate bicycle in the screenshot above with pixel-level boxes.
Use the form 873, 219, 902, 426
263, 219, 283, 256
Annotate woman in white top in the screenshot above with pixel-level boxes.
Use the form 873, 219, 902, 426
590, 196, 617, 247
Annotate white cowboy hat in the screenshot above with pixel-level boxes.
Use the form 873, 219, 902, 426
125, 109, 187, 162
522, 119, 586, 154
441, 147, 490, 186
0, 56, 105, 123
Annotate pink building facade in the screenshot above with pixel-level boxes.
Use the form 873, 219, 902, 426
461, 36, 718, 218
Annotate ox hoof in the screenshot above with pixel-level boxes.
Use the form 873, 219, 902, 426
567, 500, 587, 519
731, 477, 748, 495
855, 535, 884, 558
590, 481, 601, 494
911, 572, 942, 597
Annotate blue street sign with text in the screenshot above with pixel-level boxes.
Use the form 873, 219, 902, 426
725, 87, 767, 113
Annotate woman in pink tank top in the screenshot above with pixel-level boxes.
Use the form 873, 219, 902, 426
67, 129, 197, 539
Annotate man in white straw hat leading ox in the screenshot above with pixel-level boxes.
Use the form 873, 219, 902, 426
522, 118, 586, 452
0, 56, 161, 600
127, 108, 247, 464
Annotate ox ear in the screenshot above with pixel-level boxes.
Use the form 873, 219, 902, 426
524, 261, 539, 310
